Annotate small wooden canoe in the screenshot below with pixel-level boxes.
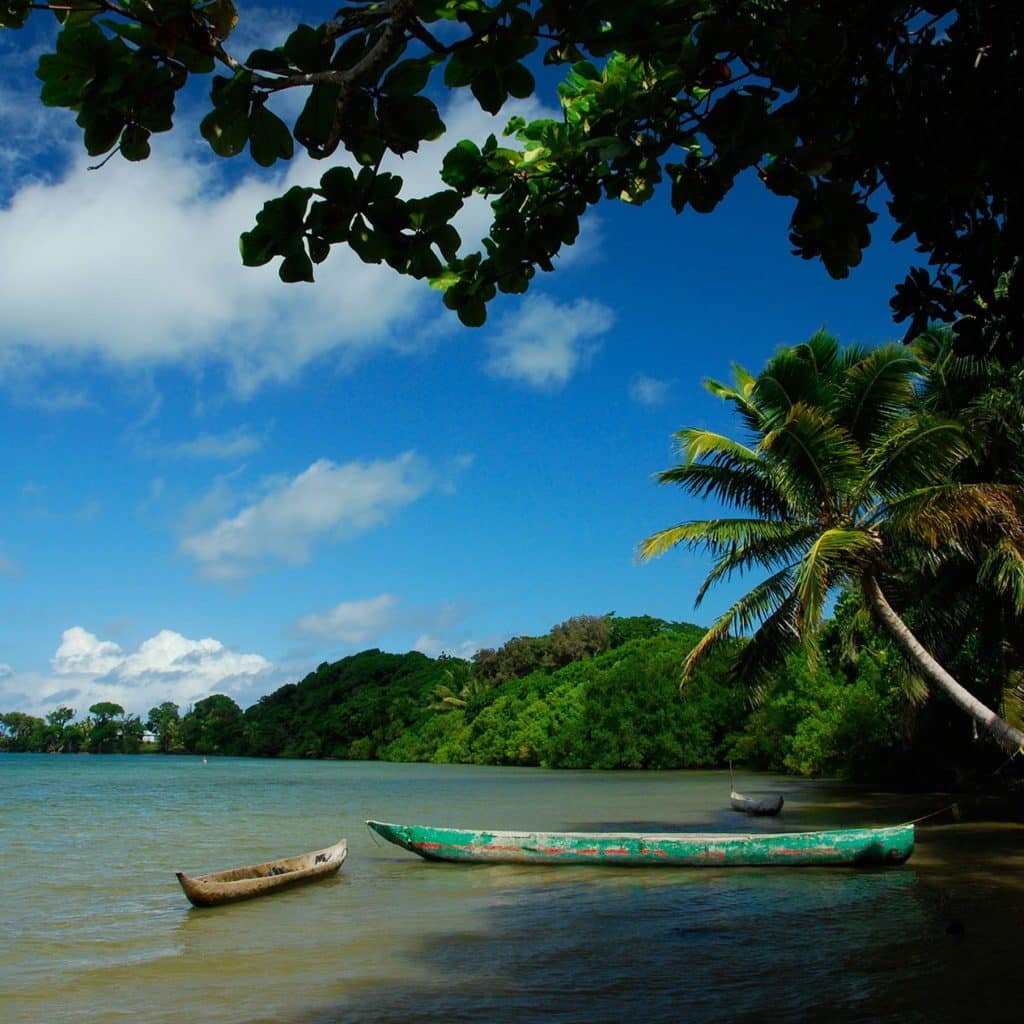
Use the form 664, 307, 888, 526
176, 839, 347, 907
728, 762, 783, 815
730, 790, 784, 816
366, 821, 913, 867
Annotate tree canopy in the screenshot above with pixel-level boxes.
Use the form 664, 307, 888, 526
4, 2, 1021, 355
639, 331, 1024, 749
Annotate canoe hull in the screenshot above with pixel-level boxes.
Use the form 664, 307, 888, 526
176, 839, 347, 907
730, 790, 784, 816
366, 821, 912, 868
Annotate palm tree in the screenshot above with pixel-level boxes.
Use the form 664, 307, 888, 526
639, 331, 1024, 750
896, 328, 1024, 731
428, 657, 494, 713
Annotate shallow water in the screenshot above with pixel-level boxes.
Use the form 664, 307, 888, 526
1, 754, 1021, 1023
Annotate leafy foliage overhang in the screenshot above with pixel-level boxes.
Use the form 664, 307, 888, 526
4, 1, 1022, 356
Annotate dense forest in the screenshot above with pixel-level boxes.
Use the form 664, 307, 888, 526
2, 610, 1015, 787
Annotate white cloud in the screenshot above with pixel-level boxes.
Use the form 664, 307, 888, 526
630, 373, 673, 405
52, 627, 125, 676
0, 663, 12, 678
0, 90, 572, 400
180, 452, 437, 580
412, 634, 481, 660
485, 295, 615, 389
297, 594, 401, 644
148, 425, 267, 460
29, 625, 275, 716
21, 387, 97, 412
0, 146, 435, 396
296, 593, 470, 650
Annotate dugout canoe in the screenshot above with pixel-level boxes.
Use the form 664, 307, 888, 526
730, 790, 784, 816
728, 762, 783, 815
176, 839, 347, 907
366, 821, 912, 867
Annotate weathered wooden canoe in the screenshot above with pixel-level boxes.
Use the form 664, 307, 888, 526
366, 821, 913, 867
176, 839, 347, 907
730, 790, 784, 816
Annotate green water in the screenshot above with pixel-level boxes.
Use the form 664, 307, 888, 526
2, 754, 1021, 1023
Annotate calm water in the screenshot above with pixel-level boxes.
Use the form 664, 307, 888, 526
2, 754, 1022, 1023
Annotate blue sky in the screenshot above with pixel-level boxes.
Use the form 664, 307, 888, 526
0, 6, 916, 719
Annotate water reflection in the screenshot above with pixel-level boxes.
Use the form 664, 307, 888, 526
303, 868, 932, 1023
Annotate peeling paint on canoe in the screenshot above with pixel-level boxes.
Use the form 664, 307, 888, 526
366, 820, 914, 867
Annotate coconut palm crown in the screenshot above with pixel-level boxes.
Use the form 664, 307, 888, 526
639, 331, 1024, 749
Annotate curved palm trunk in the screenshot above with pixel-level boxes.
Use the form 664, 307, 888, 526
864, 576, 1024, 751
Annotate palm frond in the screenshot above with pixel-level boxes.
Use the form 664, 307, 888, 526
757, 344, 827, 417
793, 529, 879, 631
680, 565, 798, 687
654, 461, 791, 518
761, 402, 862, 510
879, 483, 1024, 551
892, 662, 930, 707
705, 368, 769, 438
669, 427, 759, 467
912, 327, 1000, 414
639, 517, 812, 561
752, 330, 841, 419
864, 414, 972, 499
978, 537, 1024, 615
840, 344, 921, 445
691, 522, 821, 607
733, 591, 806, 685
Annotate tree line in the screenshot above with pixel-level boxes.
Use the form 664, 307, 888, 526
0, 692, 250, 755
3, 604, 1016, 786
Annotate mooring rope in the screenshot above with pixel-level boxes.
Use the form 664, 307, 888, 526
900, 745, 1024, 826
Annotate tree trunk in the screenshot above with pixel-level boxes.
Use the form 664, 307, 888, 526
864, 575, 1024, 751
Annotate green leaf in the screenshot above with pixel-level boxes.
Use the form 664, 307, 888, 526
318, 166, 357, 203
200, 106, 250, 157
504, 61, 535, 99
407, 190, 463, 231
429, 268, 460, 292
432, 223, 461, 261
382, 56, 438, 97
470, 67, 505, 115
246, 48, 292, 74
100, 18, 151, 48
377, 94, 444, 154
308, 236, 330, 264
204, 0, 238, 42
38, 54, 87, 106
81, 110, 125, 156
457, 297, 487, 327
348, 217, 390, 264
279, 250, 315, 283
443, 49, 479, 88
294, 83, 341, 157
239, 225, 277, 266
441, 139, 482, 191
283, 23, 328, 72
174, 43, 216, 74
0, 0, 31, 29
119, 124, 151, 161
248, 105, 294, 167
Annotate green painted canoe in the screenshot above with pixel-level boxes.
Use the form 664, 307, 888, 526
366, 820, 913, 867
